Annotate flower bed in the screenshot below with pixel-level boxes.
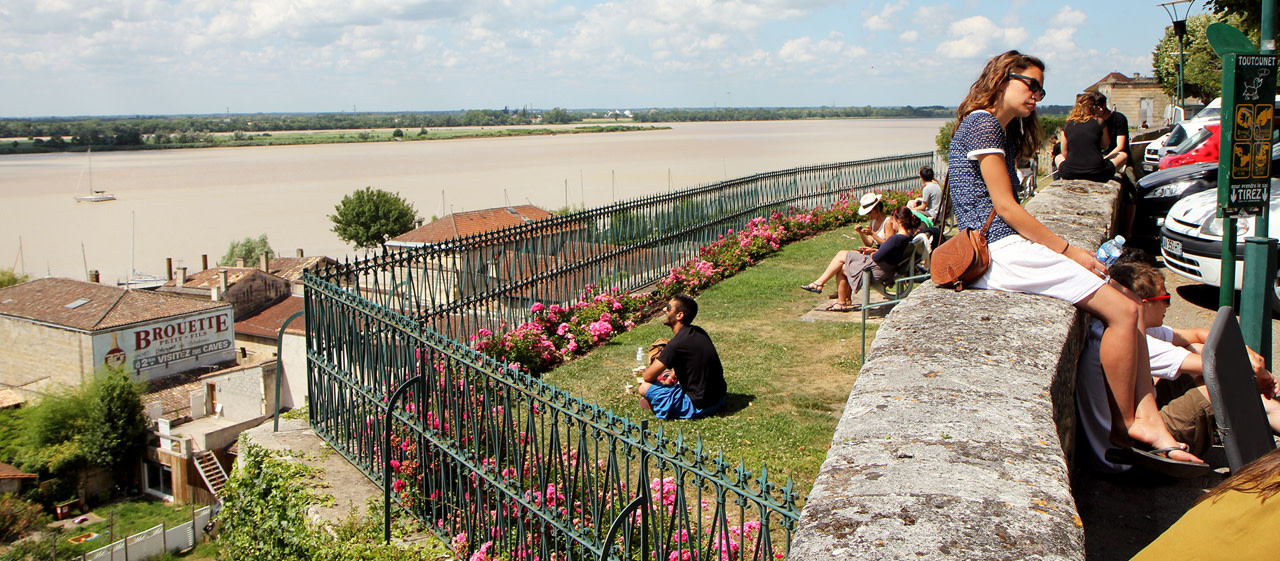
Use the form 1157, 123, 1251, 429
470, 188, 918, 375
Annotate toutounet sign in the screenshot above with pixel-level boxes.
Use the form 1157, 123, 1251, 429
93, 309, 235, 380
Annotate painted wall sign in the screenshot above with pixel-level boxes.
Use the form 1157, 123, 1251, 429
92, 309, 235, 379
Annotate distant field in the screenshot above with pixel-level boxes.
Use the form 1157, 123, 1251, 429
0, 123, 668, 153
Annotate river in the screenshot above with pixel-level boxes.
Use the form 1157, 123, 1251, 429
0, 119, 945, 284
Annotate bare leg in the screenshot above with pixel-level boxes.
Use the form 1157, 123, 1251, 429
836, 276, 853, 306
810, 250, 851, 289
1263, 397, 1280, 434
637, 382, 653, 411
1076, 284, 1202, 462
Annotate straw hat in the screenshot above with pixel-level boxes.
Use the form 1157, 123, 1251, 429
857, 193, 883, 216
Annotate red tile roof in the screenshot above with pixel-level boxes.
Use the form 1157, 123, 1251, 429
0, 389, 22, 409
390, 205, 554, 245
0, 461, 36, 479
0, 278, 231, 332
267, 257, 336, 282
235, 296, 305, 339
159, 267, 286, 293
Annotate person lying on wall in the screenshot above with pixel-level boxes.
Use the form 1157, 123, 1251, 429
799, 206, 922, 312
637, 294, 727, 420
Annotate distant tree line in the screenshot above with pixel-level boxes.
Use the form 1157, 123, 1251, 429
632, 106, 957, 122
0, 107, 586, 146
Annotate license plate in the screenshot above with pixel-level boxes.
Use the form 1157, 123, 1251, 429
1162, 236, 1183, 258
1143, 162, 1157, 172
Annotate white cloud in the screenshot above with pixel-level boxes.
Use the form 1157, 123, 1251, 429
1033, 6, 1087, 63
900, 30, 919, 42
864, 0, 908, 31
936, 16, 1027, 59
778, 32, 864, 65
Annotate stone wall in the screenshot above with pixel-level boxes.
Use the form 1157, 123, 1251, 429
0, 317, 92, 398
789, 179, 1119, 560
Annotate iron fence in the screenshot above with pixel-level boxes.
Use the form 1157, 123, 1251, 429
303, 153, 932, 560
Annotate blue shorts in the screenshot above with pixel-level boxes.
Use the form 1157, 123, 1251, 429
645, 383, 725, 420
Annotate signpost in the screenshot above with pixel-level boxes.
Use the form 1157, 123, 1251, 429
1213, 19, 1278, 367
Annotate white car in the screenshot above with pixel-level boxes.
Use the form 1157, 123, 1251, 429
1160, 183, 1280, 312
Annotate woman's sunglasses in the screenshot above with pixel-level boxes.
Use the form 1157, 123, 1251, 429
1008, 72, 1046, 101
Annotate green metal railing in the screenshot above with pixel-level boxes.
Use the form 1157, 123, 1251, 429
303, 153, 932, 560
313, 154, 931, 343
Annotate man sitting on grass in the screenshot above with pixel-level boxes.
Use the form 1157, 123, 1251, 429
638, 294, 727, 420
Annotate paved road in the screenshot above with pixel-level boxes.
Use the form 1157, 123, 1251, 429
1160, 259, 1280, 364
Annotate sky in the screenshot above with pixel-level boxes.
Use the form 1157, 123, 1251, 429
0, 0, 1212, 118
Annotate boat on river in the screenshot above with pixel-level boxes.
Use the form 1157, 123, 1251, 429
74, 148, 116, 202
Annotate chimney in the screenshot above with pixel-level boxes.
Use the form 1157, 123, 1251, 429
235, 257, 246, 268
165, 258, 173, 281
415, 218, 424, 227
259, 252, 269, 272
88, 269, 99, 283
177, 267, 187, 288
218, 269, 228, 299
296, 248, 304, 258
202, 254, 209, 270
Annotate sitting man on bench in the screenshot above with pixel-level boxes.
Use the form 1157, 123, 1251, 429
638, 294, 727, 420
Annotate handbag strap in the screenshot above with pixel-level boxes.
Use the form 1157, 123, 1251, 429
980, 207, 997, 236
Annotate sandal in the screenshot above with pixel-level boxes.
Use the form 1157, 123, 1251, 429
800, 283, 824, 294
824, 302, 857, 312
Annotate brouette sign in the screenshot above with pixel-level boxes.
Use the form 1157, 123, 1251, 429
92, 309, 235, 379
1220, 53, 1278, 215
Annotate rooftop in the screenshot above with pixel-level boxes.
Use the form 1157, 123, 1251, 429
234, 295, 305, 339
0, 277, 231, 332
389, 205, 554, 246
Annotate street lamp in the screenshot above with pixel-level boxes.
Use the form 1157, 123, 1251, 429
1159, 0, 1198, 113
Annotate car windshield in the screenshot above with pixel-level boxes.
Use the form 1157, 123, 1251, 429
1165, 125, 1188, 146
1193, 107, 1220, 120
1171, 128, 1213, 155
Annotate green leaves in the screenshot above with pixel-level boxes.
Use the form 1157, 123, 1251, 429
329, 186, 419, 250
218, 233, 275, 267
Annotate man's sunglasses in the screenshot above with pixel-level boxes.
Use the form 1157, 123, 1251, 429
1009, 72, 1046, 101
1142, 294, 1172, 303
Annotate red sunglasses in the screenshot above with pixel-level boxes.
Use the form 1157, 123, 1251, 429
1142, 294, 1172, 303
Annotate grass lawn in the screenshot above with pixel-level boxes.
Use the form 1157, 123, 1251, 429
545, 225, 874, 504
23, 497, 215, 560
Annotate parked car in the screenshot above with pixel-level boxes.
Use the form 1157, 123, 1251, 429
1143, 98, 1222, 173
1134, 138, 1280, 244
1160, 183, 1280, 313
1158, 123, 1219, 170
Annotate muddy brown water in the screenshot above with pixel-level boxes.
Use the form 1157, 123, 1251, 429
0, 119, 945, 284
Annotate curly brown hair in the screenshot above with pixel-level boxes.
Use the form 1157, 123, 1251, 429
956, 50, 1045, 160
1067, 92, 1102, 124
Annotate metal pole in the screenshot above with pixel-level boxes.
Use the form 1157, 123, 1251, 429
1243, 0, 1278, 368
273, 310, 304, 432
384, 375, 422, 544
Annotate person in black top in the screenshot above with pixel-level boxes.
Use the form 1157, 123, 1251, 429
800, 206, 921, 311
1057, 92, 1116, 183
1092, 92, 1130, 171
638, 294, 727, 420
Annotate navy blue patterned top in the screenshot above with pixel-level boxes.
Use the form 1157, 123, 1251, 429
947, 110, 1020, 243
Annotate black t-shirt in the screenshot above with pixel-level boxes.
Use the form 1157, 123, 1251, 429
1060, 119, 1111, 180
1104, 111, 1129, 154
872, 233, 910, 265
658, 325, 726, 408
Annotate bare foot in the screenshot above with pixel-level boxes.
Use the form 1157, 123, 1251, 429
1129, 421, 1204, 463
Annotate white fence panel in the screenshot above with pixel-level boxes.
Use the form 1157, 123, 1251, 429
83, 540, 124, 561
165, 520, 194, 552
126, 524, 164, 560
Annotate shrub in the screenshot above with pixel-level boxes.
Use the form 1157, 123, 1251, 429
0, 493, 48, 542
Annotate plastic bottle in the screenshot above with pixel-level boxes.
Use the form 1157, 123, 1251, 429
635, 347, 645, 368
1096, 235, 1126, 267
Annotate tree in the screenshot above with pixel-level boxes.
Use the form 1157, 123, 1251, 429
219, 234, 275, 267
83, 370, 147, 478
1152, 12, 1257, 104
329, 187, 419, 249
0, 267, 29, 288
218, 440, 318, 561
392, 128, 404, 138
1208, 0, 1260, 35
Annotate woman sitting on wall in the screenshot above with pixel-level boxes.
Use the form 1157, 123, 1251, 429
800, 206, 921, 312
1056, 92, 1116, 183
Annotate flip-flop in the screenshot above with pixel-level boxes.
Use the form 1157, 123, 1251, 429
800, 283, 824, 294
823, 302, 857, 313
1104, 446, 1213, 479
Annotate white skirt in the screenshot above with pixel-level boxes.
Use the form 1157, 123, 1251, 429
971, 234, 1106, 304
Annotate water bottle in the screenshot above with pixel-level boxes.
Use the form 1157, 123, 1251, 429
635, 347, 646, 370
1096, 235, 1125, 267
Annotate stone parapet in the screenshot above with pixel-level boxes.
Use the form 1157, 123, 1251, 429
789, 179, 1119, 560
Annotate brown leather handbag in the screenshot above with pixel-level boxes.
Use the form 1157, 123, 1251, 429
930, 208, 997, 291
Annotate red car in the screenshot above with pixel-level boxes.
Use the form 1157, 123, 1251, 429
1158, 123, 1219, 170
